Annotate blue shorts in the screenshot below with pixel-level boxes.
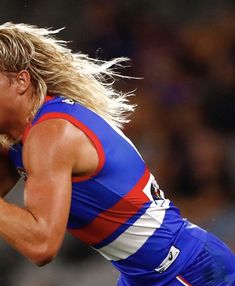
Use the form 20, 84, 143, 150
117, 229, 235, 286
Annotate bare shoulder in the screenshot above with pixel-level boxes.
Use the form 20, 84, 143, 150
23, 118, 98, 177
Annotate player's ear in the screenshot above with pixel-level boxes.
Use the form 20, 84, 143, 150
15, 70, 31, 95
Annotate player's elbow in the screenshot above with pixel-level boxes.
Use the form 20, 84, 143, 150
34, 252, 55, 267
28, 243, 59, 266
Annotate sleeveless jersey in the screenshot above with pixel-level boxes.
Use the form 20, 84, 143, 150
8, 96, 205, 284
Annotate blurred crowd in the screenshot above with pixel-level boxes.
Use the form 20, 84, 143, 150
0, 0, 234, 285
67, 1, 235, 247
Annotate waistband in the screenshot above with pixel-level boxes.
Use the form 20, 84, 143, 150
120, 220, 208, 286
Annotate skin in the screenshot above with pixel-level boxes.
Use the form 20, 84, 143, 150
0, 70, 99, 265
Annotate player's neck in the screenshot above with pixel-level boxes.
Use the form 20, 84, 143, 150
5, 90, 35, 143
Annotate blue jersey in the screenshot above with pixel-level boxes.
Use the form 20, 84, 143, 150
8, 96, 235, 286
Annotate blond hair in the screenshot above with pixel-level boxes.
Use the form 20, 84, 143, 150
0, 22, 135, 147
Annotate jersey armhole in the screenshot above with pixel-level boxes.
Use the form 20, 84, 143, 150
22, 112, 105, 182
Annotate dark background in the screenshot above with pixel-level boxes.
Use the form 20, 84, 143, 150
0, 1, 235, 285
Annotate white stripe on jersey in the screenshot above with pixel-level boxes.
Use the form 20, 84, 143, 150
97, 175, 170, 261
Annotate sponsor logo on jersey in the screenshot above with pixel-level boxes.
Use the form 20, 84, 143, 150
155, 245, 180, 273
151, 181, 163, 201
62, 98, 75, 105
150, 180, 166, 207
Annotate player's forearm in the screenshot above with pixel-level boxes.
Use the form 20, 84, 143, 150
0, 198, 56, 265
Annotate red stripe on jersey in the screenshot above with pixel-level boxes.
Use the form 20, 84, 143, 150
176, 275, 193, 286
44, 95, 55, 103
31, 112, 106, 180
68, 168, 151, 245
22, 124, 32, 144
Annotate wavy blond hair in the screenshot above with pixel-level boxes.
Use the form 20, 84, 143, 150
0, 22, 135, 147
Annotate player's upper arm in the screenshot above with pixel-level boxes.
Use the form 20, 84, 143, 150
22, 119, 81, 260
21, 117, 98, 264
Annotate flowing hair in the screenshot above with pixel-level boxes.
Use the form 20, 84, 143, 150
0, 22, 136, 147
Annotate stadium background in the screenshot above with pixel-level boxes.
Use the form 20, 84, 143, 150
0, 1, 234, 285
